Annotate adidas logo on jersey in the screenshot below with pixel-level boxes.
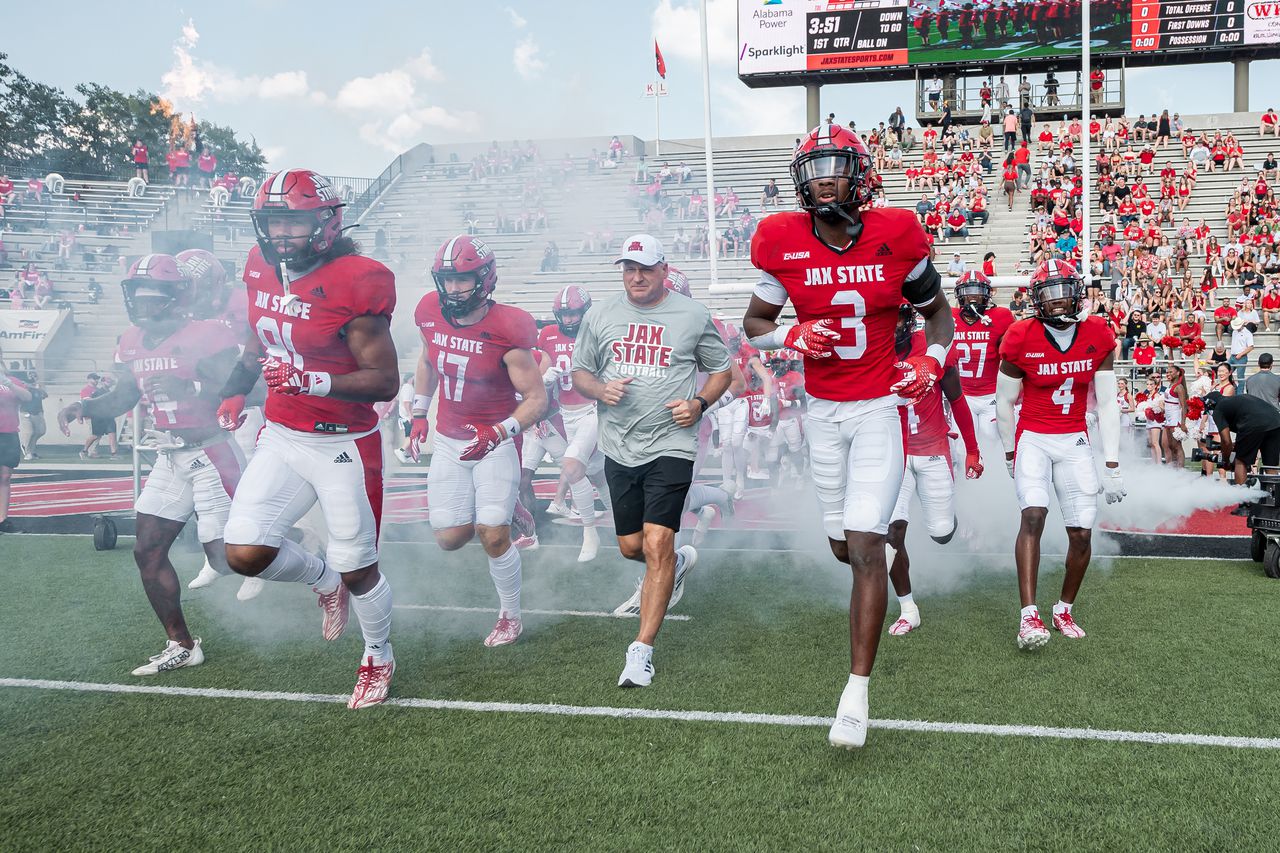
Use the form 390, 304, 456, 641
310, 286, 326, 299
189, 458, 206, 470
1086, 345, 1097, 353
875, 243, 893, 256
1075, 437, 1088, 446
334, 452, 353, 464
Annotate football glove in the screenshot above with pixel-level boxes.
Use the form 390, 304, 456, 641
1005, 456, 1016, 478
260, 357, 331, 397
217, 395, 247, 431
407, 416, 430, 462
890, 354, 943, 402
965, 450, 984, 480
1102, 467, 1126, 504
783, 319, 840, 359
459, 421, 513, 462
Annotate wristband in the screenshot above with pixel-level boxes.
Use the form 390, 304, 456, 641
694, 395, 710, 413
412, 393, 433, 415
306, 371, 332, 397
926, 343, 949, 367
501, 416, 522, 438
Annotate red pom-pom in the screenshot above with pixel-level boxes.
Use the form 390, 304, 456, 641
1187, 397, 1206, 420
1161, 334, 1182, 349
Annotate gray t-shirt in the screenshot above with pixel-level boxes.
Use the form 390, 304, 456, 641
1244, 369, 1280, 410
573, 291, 731, 467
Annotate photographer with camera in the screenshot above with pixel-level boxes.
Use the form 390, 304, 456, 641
1204, 391, 1280, 485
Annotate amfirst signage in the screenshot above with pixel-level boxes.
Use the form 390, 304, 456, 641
0, 310, 66, 355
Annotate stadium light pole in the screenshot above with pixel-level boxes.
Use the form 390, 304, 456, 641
1081, 0, 1091, 284
700, 0, 719, 288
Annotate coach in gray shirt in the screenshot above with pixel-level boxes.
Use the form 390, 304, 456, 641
572, 233, 732, 689
1244, 353, 1280, 410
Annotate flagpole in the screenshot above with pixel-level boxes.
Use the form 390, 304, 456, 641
699, 0, 718, 289
655, 82, 662, 157
1082, 0, 1091, 288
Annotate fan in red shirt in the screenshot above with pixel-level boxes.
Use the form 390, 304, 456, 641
743, 124, 953, 749
1262, 288, 1280, 330
216, 169, 402, 710
886, 303, 982, 637
996, 259, 1124, 651
411, 236, 547, 644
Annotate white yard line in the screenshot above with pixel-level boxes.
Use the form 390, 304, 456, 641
2, 677, 1277, 750
393, 604, 692, 621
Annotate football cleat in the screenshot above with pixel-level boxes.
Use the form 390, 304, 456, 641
188, 560, 221, 590
348, 654, 395, 709
317, 583, 350, 641
512, 498, 537, 539
513, 533, 539, 551
131, 638, 204, 676
667, 545, 698, 611
888, 609, 921, 636
1017, 612, 1051, 650
577, 525, 600, 563
618, 642, 654, 688
828, 683, 870, 749
236, 576, 265, 602
484, 613, 523, 647
1052, 609, 1087, 639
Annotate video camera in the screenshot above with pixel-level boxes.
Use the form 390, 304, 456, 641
1190, 436, 1225, 467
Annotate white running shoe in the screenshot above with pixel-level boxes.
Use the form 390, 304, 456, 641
546, 501, 571, 517
618, 642, 654, 687
733, 485, 745, 501
484, 613, 523, 647
828, 681, 869, 749
236, 576, 265, 601
1017, 611, 1051, 650
348, 654, 395, 709
612, 578, 643, 618
513, 533, 540, 551
317, 584, 350, 641
747, 468, 770, 481
393, 448, 411, 464
131, 638, 204, 676
188, 560, 221, 590
667, 545, 698, 611
888, 608, 921, 636
577, 525, 600, 563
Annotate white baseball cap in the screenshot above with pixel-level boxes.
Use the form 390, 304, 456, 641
614, 234, 665, 267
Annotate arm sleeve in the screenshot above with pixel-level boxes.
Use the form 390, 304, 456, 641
949, 390, 979, 455
995, 371, 1022, 455
1093, 370, 1122, 464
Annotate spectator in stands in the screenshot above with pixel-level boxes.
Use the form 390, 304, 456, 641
1001, 158, 1019, 211
32, 274, 52, 310
86, 277, 102, 304
197, 148, 217, 188
945, 207, 969, 240
672, 227, 690, 257
131, 139, 149, 182
1262, 108, 1280, 138
1019, 103, 1034, 144
1262, 286, 1280, 330
969, 191, 989, 225
1230, 317, 1256, 379
925, 74, 943, 111
540, 241, 560, 273
760, 178, 780, 209
56, 231, 74, 263
1009, 287, 1031, 318
634, 157, 649, 184
1002, 109, 1018, 152
982, 251, 996, 276
1089, 68, 1104, 105
0, 175, 13, 206
677, 162, 692, 183
1018, 76, 1031, 105
947, 252, 967, 276
608, 136, 625, 161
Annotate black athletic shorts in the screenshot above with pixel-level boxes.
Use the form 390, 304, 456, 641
604, 455, 695, 537
90, 416, 115, 438
1233, 427, 1280, 468
0, 432, 20, 469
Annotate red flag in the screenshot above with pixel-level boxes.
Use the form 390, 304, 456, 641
655, 39, 667, 79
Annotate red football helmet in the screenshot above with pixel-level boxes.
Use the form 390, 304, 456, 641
553, 285, 592, 337
954, 270, 994, 318
250, 169, 345, 268
432, 235, 497, 325
122, 253, 191, 329
176, 248, 229, 318
895, 302, 918, 355
790, 125, 874, 218
1029, 259, 1083, 324
713, 317, 742, 350
664, 265, 691, 297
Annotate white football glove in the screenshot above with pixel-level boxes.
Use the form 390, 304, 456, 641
1005, 456, 1016, 478
1102, 467, 1126, 504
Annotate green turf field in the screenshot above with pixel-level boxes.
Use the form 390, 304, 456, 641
1, 534, 1277, 851
904, 26, 1130, 69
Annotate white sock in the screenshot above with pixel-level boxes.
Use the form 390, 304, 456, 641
628, 640, 653, 657
203, 556, 232, 576
590, 473, 613, 511
720, 444, 737, 487
1053, 600, 1072, 615
897, 592, 916, 610
488, 545, 522, 619
1021, 604, 1040, 620
840, 674, 870, 716
351, 575, 393, 662
256, 539, 334, 590
568, 477, 597, 525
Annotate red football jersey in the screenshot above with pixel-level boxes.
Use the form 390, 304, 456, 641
415, 292, 537, 441
537, 324, 590, 408
774, 369, 805, 421
242, 246, 396, 435
999, 316, 1116, 436
743, 387, 773, 428
734, 341, 762, 393
751, 208, 931, 402
116, 320, 238, 430
947, 305, 1016, 396
902, 333, 952, 456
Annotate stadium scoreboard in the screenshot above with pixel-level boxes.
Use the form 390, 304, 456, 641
740, 0, 1280, 85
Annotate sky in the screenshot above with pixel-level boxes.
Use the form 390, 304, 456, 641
3, 0, 1278, 179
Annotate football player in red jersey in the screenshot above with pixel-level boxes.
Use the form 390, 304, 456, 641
743, 125, 954, 749
408, 236, 547, 646
216, 169, 401, 710
713, 319, 772, 500
768, 355, 808, 485
58, 255, 244, 675
996, 259, 1125, 651
523, 285, 611, 563
886, 304, 983, 636
947, 270, 1016, 445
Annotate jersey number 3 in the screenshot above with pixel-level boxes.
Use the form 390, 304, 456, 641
831, 290, 868, 359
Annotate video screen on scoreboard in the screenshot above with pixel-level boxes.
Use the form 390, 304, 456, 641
738, 0, 1280, 80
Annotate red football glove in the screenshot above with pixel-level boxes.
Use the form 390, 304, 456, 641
217, 395, 247, 431
260, 357, 330, 396
407, 416, 430, 462
890, 354, 943, 402
459, 421, 510, 462
965, 449, 984, 480
783, 319, 840, 359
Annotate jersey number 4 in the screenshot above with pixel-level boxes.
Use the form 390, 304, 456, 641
1052, 377, 1075, 414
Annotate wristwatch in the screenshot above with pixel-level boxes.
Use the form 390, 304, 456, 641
694, 395, 710, 413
